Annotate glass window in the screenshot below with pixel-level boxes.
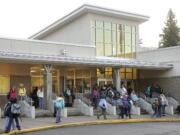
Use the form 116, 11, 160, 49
94, 21, 137, 59
105, 43, 112, 56
125, 32, 131, 46
132, 33, 136, 46
104, 22, 111, 30
125, 25, 131, 33
112, 31, 117, 56
126, 68, 132, 73
133, 69, 137, 79
112, 44, 117, 56
132, 33, 136, 58
105, 30, 111, 43
105, 68, 112, 78
126, 73, 133, 79
76, 70, 83, 78
112, 24, 116, 31
96, 43, 104, 56
96, 29, 103, 43
125, 46, 132, 58
132, 26, 136, 33
117, 24, 123, 31
67, 70, 74, 79
120, 72, 125, 80
0, 75, 10, 94
96, 21, 103, 29
120, 68, 125, 73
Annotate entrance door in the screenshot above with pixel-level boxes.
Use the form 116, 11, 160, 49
97, 78, 113, 87
30, 67, 60, 95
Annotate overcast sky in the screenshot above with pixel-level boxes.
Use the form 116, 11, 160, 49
0, 0, 179, 47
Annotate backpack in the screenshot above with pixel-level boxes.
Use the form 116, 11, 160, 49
4, 102, 11, 117
145, 87, 151, 96
55, 100, 64, 109
123, 99, 130, 108
100, 91, 106, 99
107, 90, 114, 98
99, 99, 107, 109
11, 103, 21, 116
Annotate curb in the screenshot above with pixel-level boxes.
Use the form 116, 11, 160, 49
2, 118, 180, 135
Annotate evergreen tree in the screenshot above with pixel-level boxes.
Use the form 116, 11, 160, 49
159, 9, 180, 48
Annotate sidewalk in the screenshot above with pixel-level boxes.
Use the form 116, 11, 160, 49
1, 115, 180, 133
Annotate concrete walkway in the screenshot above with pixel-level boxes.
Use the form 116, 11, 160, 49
1, 115, 180, 134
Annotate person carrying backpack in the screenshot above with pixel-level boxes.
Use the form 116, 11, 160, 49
4, 98, 21, 133
97, 97, 107, 120
4, 100, 15, 131
55, 95, 65, 123
121, 95, 131, 119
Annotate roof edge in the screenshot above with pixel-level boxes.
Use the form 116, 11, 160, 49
0, 36, 95, 48
29, 4, 149, 39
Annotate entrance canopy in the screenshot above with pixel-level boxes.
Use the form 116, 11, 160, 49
0, 51, 173, 70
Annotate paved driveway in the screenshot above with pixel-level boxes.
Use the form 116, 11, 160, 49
22, 122, 180, 135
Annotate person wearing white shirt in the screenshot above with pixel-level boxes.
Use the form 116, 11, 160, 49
37, 87, 44, 109
121, 85, 127, 96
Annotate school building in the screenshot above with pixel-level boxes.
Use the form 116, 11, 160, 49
0, 5, 178, 113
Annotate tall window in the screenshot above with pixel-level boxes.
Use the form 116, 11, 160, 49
91, 20, 137, 58
91, 20, 137, 80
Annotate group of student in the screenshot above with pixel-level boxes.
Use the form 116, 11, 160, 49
91, 83, 139, 120
3, 82, 173, 133
144, 84, 169, 117
30, 86, 44, 109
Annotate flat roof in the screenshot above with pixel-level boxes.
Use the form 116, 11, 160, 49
0, 51, 172, 70
30, 4, 149, 39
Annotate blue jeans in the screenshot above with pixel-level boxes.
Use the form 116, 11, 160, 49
161, 105, 166, 115
4, 117, 15, 130
39, 97, 44, 109
5, 116, 21, 133
56, 108, 62, 123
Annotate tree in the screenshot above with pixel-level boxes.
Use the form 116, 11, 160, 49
159, 9, 180, 48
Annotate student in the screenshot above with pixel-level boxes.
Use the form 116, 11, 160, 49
4, 99, 15, 131
159, 94, 168, 116
55, 95, 65, 123
37, 87, 44, 109
18, 83, 27, 101
120, 82, 127, 96
4, 98, 21, 133
91, 86, 99, 109
30, 87, 39, 108
64, 86, 72, 107
7, 86, 17, 100
97, 96, 107, 120
122, 95, 131, 119
152, 98, 160, 118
